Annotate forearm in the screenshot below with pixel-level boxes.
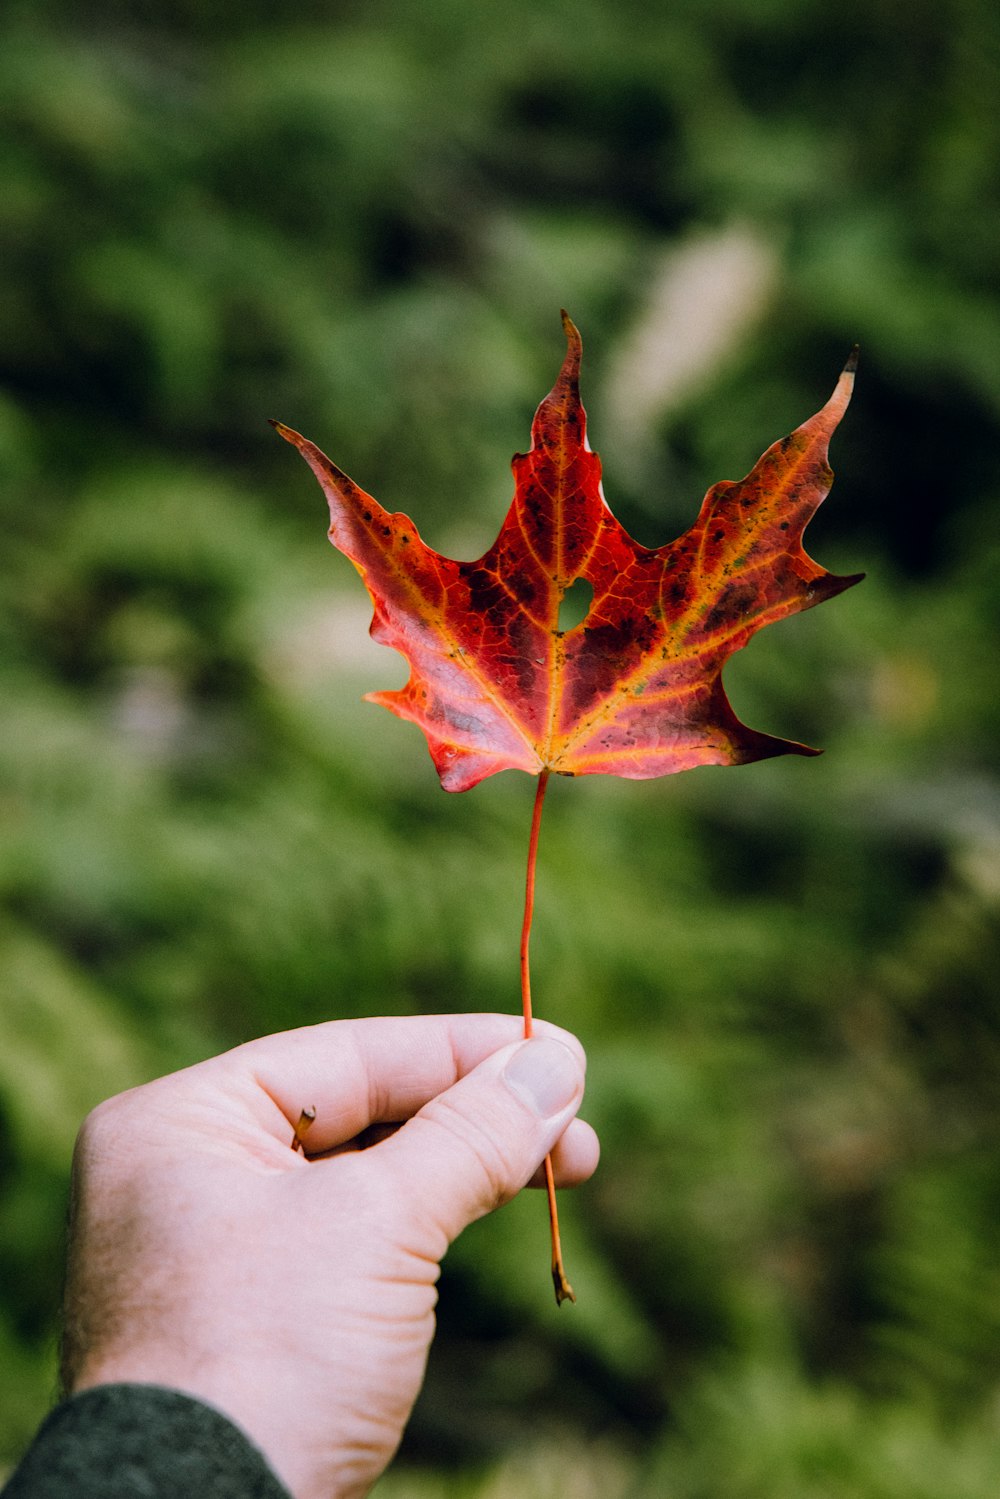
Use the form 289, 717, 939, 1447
2, 1385, 291, 1499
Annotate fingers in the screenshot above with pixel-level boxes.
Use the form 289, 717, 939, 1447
227, 1013, 585, 1153
372, 1036, 593, 1247
529, 1117, 600, 1189
321, 1115, 600, 1190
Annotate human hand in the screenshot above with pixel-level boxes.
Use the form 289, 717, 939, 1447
61, 1014, 598, 1499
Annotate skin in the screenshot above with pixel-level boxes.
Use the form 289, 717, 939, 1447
61, 1013, 599, 1499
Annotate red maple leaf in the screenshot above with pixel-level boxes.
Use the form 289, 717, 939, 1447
272, 313, 861, 794
272, 315, 861, 1303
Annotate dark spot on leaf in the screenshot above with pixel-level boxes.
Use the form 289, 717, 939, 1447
704, 581, 758, 632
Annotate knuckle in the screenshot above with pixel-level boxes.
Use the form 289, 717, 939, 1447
74, 1088, 142, 1165
422, 1095, 523, 1211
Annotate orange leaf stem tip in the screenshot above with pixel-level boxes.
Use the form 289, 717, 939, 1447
291, 1106, 317, 1154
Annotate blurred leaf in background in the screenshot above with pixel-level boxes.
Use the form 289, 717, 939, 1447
2, 0, 999, 1491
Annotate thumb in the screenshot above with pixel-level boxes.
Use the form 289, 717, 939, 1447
379, 1036, 585, 1249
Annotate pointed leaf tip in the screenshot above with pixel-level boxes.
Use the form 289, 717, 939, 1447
270, 419, 302, 446
844, 345, 860, 376
560, 309, 582, 357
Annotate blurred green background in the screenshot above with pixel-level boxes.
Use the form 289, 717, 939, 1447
2, 0, 1000, 1492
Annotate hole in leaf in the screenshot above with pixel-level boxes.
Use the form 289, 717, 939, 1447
557, 576, 594, 633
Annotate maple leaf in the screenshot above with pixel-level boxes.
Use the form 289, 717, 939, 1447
272, 316, 862, 1306
271, 311, 863, 791
272, 314, 862, 793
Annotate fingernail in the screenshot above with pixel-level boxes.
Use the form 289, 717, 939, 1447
503, 1039, 581, 1118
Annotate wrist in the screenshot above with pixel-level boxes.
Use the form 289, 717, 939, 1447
71, 1355, 336, 1499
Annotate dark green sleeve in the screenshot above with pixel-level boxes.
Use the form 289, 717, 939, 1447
1, 1385, 293, 1498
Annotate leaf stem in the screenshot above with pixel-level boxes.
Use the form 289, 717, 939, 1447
520, 769, 575, 1305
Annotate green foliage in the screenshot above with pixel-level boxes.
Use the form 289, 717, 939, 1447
2, 0, 999, 1490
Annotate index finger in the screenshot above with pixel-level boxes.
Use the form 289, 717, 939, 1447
215, 1013, 585, 1154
